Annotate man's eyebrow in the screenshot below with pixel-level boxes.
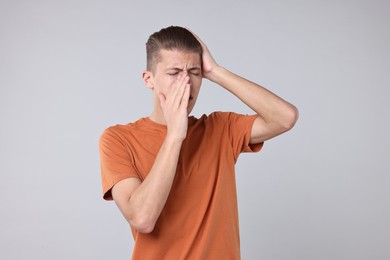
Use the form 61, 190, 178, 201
166, 67, 201, 71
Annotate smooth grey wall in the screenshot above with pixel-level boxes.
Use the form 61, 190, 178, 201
1, 0, 389, 259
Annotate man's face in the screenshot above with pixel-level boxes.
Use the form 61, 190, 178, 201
149, 49, 202, 114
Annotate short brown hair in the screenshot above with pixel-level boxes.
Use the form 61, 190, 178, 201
146, 26, 202, 72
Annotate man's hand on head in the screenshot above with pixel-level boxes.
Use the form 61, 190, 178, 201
187, 28, 220, 80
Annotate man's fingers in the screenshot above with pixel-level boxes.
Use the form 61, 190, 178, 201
186, 28, 210, 55
170, 75, 189, 107
185, 27, 205, 45
166, 74, 183, 97
180, 84, 190, 109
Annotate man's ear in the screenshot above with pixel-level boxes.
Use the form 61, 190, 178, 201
142, 70, 154, 89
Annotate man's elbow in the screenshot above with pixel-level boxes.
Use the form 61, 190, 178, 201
281, 105, 299, 131
128, 214, 156, 234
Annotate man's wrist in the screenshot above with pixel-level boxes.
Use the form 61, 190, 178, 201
165, 133, 186, 146
205, 66, 227, 84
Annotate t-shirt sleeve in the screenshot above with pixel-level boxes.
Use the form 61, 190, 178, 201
99, 127, 139, 200
226, 112, 264, 160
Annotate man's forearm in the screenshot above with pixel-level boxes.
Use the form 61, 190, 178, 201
127, 136, 182, 233
208, 66, 298, 130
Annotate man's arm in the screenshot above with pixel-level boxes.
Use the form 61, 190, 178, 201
207, 67, 298, 143
111, 74, 191, 233
192, 31, 298, 143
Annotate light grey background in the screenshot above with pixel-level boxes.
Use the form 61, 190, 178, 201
1, 0, 389, 259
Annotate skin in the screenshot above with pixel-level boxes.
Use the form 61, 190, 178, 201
112, 31, 299, 233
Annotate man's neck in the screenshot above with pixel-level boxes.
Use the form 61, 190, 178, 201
149, 110, 167, 125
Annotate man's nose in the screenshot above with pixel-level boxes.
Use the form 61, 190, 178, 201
179, 71, 190, 83
179, 70, 188, 77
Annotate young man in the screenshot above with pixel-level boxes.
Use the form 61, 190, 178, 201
99, 26, 298, 259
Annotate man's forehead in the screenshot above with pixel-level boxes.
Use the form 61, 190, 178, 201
159, 49, 201, 67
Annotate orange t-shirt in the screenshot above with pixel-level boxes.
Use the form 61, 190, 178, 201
99, 112, 263, 259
